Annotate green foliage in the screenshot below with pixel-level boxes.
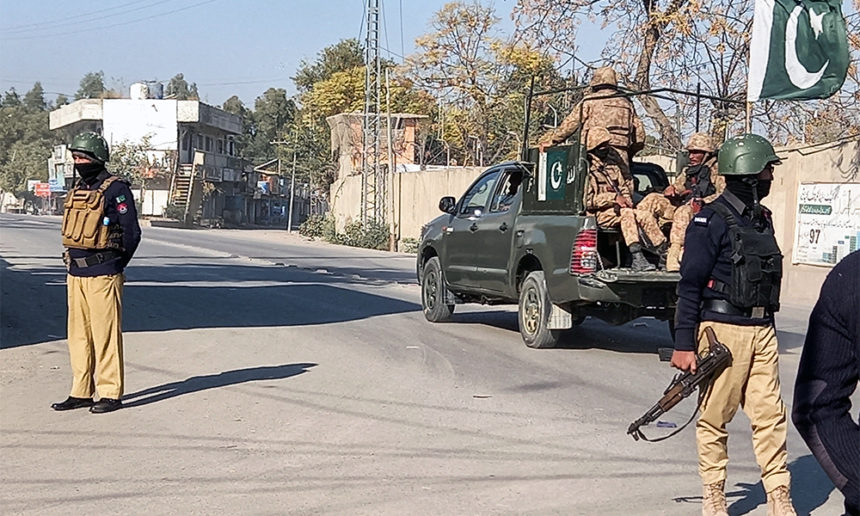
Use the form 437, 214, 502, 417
341, 219, 390, 250
293, 39, 365, 93
0, 84, 57, 193
298, 214, 328, 237
110, 135, 153, 185
399, 238, 419, 254
75, 71, 106, 100
162, 203, 186, 221
23, 82, 47, 111
55, 94, 69, 107
166, 73, 199, 100
243, 88, 297, 163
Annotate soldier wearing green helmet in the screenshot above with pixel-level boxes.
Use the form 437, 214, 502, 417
669, 133, 796, 516
53, 131, 141, 415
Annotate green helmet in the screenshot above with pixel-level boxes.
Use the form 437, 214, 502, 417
69, 131, 110, 163
717, 133, 780, 176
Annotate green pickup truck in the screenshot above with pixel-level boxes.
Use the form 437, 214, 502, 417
416, 144, 680, 348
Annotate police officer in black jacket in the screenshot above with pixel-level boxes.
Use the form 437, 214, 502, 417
670, 134, 796, 516
52, 132, 141, 414
793, 250, 860, 516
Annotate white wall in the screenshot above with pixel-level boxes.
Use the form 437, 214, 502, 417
103, 100, 179, 150
131, 188, 169, 216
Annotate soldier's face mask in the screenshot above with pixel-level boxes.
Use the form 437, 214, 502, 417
74, 161, 104, 182
756, 180, 772, 199
688, 150, 706, 166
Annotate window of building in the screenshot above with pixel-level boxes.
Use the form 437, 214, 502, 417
228, 138, 235, 156
205, 136, 212, 152
217, 139, 223, 154
197, 135, 204, 149
181, 132, 189, 151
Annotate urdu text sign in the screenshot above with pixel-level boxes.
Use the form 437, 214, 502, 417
793, 182, 860, 266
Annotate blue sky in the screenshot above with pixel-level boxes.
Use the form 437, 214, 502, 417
0, 0, 533, 106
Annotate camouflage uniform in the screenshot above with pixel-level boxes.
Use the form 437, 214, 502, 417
584, 130, 667, 248
540, 67, 646, 166
666, 134, 726, 271
638, 192, 676, 227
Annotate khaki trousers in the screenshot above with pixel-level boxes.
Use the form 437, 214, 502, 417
66, 273, 125, 399
638, 192, 676, 227
696, 321, 790, 492
594, 208, 666, 247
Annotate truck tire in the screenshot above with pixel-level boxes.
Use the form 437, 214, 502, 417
422, 257, 454, 322
518, 271, 562, 349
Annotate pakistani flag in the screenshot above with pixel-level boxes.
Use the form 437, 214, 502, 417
748, 0, 849, 101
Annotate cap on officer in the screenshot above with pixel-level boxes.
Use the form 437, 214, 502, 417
717, 133, 781, 176
69, 131, 110, 163
590, 66, 618, 89
686, 132, 715, 154
586, 127, 613, 151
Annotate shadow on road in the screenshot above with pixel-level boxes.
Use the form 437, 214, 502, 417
452, 309, 673, 354
0, 257, 419, 349
123, 363, 317, 407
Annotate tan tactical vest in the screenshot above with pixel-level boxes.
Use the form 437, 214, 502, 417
61, 176, 123, 250
582, 94, 637, 149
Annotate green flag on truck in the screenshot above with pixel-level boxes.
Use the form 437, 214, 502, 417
747, 0, 849, 101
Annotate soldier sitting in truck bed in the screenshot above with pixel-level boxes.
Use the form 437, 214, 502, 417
585, 128, 668, 271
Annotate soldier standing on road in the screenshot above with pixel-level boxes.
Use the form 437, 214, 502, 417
52, 132, 141, 414
539, 66, 646, 166
670, 133, 796, 516
585, 128, 666, 272
663, 133, 725, 271
792, 250, 860, 516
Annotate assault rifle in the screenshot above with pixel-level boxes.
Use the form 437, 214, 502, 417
627, 327, 732, 442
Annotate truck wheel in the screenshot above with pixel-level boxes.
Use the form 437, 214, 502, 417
422, 257, 454, 322
518, 271, 562, 349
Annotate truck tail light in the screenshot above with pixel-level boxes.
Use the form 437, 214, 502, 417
570, 228, 598, 274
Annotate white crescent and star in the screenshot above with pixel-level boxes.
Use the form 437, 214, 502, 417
785, 5, 829, 90
550, 161, 563, 190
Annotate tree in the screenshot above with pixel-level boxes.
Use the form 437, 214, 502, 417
3, 88, 21, 107
407, 2, 558, 165
75, 71, 106, 100
165, 73, 199, 100
294, 39, 365, 93
222, 95, 252, 156
245, 88, 297, 162
23, 82, 47, 111
513, 0, 860, 148
55, 93, 69, 107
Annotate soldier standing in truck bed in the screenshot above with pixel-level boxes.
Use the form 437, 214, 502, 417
539, 66, 646, 166
585, 128, 666, 272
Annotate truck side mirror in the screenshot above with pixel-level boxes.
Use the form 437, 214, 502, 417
439, 196, 457, 214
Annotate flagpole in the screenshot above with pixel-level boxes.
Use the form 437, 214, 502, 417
745, 102, 752, 133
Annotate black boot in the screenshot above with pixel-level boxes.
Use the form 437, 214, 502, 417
51, 396, 93, 411
629, 243, 656, 272
656, 241, 669, 270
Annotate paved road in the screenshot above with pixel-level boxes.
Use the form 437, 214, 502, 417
0, 214, 845, 515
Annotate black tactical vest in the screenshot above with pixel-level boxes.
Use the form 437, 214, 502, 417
709, 202, 783, 312
684, 164, 716, 200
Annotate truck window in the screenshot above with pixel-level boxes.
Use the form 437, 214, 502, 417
490, 169, 524, 212
460, 170, 501, 215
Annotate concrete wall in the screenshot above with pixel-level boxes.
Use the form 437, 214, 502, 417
103, 100, 179, 151
329, 166, 485, 238
767, 137, 859, 304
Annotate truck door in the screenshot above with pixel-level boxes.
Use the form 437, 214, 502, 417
471, 167, 523, 293
441, 169, 502, 288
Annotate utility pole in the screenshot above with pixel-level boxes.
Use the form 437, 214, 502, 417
361, 0, 383, 223
288, 143, 297, 233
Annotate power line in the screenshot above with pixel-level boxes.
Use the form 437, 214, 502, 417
1, 0, 219, 41
0, 0, 172, 35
